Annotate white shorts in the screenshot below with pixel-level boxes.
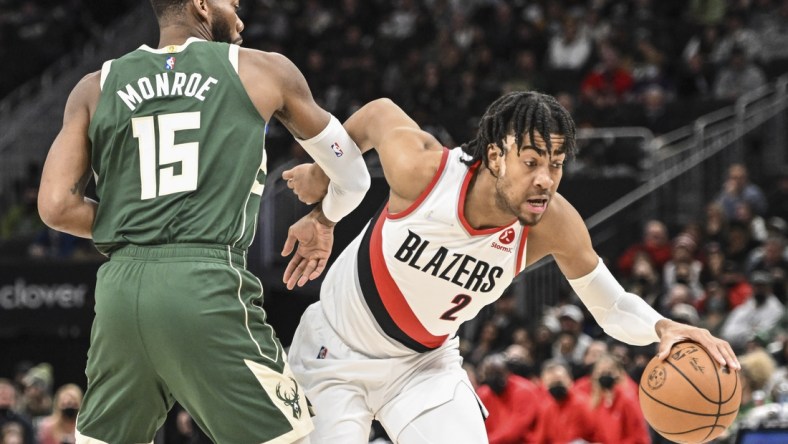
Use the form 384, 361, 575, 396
288, 302, 486, 443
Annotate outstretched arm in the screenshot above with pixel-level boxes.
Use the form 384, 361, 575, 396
284, 98, 444, 213
527, 195, 740, 370
38, 72, 100, 239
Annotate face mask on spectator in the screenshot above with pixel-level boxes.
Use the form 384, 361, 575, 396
61, 407, 79, 419
548, 383, 568, 401
598, 374, 617, 389
485, 375, 507, 395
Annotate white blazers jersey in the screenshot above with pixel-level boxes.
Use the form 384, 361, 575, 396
320, 147, 529, 356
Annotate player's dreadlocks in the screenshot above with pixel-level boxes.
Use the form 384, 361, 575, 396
460, 91, 576, 167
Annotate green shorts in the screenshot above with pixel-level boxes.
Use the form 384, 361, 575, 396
76, 244, 313, 444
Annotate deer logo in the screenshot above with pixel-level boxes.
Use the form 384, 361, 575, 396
276, 377, 302, 419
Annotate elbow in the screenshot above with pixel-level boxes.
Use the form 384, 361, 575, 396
37, 191, 68, 231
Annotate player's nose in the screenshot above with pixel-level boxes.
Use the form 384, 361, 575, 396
534, 166, 554, 189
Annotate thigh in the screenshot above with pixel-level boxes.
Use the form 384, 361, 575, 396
377, 340, 487, 442
394, 383, 488, 444
289, 304, 375, 444
76, 260, 174, 444
142, 262, 314, 444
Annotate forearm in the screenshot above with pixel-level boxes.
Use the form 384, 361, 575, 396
295, 115, 370, 222
39, 196, 97, 239
567, 257, 664, 345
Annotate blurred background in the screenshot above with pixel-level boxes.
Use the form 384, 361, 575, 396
2, 0, 788, 443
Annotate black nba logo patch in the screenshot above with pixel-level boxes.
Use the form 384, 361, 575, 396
317, 346, 328, 359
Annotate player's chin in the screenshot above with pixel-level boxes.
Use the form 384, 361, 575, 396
517, 211, 543, 226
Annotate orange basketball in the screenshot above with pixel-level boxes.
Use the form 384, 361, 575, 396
639, 341, 742, 443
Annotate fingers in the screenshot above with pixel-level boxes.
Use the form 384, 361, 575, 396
656, 341, 673, 361
286, 255, 309, 290
283, 253, 301, 288
712, 340, 741, 371
309, 258, 327, 280
298, 259, 319, 287
282, 169, 294, 181
281, 231, 296, 257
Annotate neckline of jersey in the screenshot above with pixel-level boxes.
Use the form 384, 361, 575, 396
138, 37, 206, 54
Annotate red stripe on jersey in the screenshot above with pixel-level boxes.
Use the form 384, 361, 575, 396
514, 226, 530, 275
388, 147, 449, 220
458, 161, 513, 236
370, 205, 448, 349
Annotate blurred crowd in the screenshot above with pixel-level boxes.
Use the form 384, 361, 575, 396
5, 0, 788, 259
0, 0, 137, 99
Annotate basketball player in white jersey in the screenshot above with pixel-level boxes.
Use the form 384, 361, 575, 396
280, 92, 740, 443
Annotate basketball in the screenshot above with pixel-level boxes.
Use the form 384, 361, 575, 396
639, 341, 742, 443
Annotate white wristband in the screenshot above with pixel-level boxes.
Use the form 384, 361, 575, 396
296, 115, 370, 222
567, 258, 664, 345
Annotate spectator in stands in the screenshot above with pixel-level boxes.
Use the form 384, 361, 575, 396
586, 354, 650, 444
749, 234, 788, 301
580, 43, 634, 110
631, 84, 681, 135
676, 52, 715, 99
476, 354, 541, 444
700, 280, 729, 334
1, 422, 25, 444
735, 201, 769, 244
19, 363, 52, 421
713, 45, 767, 100
618, 219, 673, 278
574, 340, 609, 380
767, 167, 788, 222
36, 383, 82, 444
663, 232, 704, 300
468, 320, 503, 366
717, 163, 768, 219
489, 288, 526, 346
504, 343, 538, 382
533, 360, 608, 443
662, 283, 696, 316
551, 304, 593, 367
720, 271, 785, 352
0, 379, 33, 444
546, 16, 592, 71
623, 251, 662, 308
711, 12, 762, 64
726, 221, 761, 271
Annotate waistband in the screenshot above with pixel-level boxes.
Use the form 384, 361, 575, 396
110, 244, 247, 268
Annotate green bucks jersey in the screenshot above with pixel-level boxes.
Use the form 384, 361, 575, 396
89, 38, 268, 254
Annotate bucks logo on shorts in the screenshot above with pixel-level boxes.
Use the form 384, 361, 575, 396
276, 377, 302, 419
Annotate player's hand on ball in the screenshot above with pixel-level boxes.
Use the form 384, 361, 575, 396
283, 163, 329, 205
281, 207, 334, 290
654, 319, 740, 370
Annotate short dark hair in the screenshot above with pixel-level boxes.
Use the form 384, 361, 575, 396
150, 0, 189, 19
460, 91, 576, 167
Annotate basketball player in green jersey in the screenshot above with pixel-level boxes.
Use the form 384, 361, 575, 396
37, 1, 371, 442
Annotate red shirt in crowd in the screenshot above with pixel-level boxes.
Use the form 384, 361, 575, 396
477, 374, 541, 444
532, 389, 609, 444
590, 386, 651, 444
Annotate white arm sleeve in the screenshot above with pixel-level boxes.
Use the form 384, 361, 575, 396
567, 258, 664, 345
296, 115, 371, 222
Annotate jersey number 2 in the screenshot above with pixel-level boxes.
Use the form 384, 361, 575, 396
440, 294, 472, 321
132, 112, 200, 200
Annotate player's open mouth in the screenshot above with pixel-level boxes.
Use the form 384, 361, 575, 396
525, 198, 548, 213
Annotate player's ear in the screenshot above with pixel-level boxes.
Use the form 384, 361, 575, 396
486, 143, 506, 176
191, 0, 209, 20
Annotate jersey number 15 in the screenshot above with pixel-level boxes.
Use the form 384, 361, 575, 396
132, 112, 200, 200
